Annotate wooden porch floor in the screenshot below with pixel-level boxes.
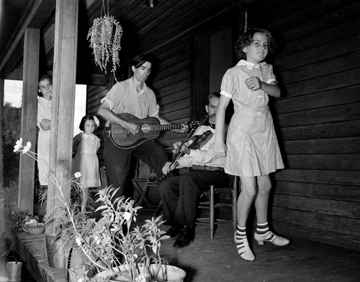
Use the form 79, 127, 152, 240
5, 208, 360, 282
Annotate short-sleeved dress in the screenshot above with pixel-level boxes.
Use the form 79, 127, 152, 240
37, 97, 52, 185
72, 133, 101, 188
220, 59, 284, 177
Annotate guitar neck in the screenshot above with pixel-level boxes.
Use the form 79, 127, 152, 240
152, 123, 182, 131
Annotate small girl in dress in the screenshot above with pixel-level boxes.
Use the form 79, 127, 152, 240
73, 115, 101, 192
214, 28, 289, 262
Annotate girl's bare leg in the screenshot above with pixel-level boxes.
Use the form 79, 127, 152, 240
254, 175, 271, 223
253, 174, 290, 246
235, 176, 257, 261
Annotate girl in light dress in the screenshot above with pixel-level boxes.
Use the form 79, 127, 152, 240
37, 75, 53, 189
214, 28, 290, 262
72, 115, 101, 192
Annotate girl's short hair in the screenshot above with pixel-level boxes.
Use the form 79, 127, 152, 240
132, 54, 154, 69
234, 28, 277, 60
79, 115, 98, 131
38, 75, 52, 97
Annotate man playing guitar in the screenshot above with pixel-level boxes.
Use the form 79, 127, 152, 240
97, 54, 187, 199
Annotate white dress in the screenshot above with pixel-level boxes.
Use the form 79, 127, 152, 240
72, 133, 101, 188
220, 60, 284, 177
37, 97, 52, 185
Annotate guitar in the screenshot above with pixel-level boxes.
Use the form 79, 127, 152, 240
110, 113, 198, 149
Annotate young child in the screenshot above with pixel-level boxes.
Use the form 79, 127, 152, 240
73, 115, 101, 190
214, 28, 289, 262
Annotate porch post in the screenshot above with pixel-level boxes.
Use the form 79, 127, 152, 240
19, 28, 40, 212
0, 78, 3, 189
46, 0, 78, 235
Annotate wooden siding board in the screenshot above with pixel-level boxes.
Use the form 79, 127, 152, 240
275, 1, 360, 44
87, 88, 108, 104
152, 68, 190, 91
277, 33, 360, 74
248, 0, 319, 31
285, 154, 360, 171
154, 58, 191, 82
274, 169, 360, 187
160, 107, 191, 122
277, 102, 360, 127
156, 79, 191, 98
159, 98, 190, 114
275, 181, 360, 203
275, 85, 360, 114
156, 40, 191, 65
279, 43, 360, 84
272, 207, 360, 236
276, 18, 360, 59
281, 68, 360, 98
273, 195, 360, 219
279, 120, 360, 141
157, 89, 190, 106
283, 137, 360, 154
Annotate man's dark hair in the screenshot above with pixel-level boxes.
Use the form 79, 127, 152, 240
132, 54, 154, 69
207, 92, 220, 104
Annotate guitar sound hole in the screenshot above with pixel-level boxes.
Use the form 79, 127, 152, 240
141, 124, 151, 133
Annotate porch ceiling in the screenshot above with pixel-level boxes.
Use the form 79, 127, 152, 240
0, 0, 251, 82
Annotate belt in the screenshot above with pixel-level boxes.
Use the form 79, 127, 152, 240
191, 165, 224, 172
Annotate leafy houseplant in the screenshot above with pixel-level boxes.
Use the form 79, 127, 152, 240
87, 11, 123, 80
13, 138, 184, 281
69, 186, 173, 281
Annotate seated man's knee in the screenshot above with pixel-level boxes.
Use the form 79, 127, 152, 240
158, 182, 167, 195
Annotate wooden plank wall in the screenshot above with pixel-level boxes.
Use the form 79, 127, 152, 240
149, 34, 193, 149
246, 0, 360, 250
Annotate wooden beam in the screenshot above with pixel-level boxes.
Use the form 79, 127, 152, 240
0, 0, 43, 76
0, 78, 4, 189
0, 0, 56, 79
18, 28, 40, 212
46, 0, 79, 243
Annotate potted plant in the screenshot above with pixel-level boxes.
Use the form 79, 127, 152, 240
87, 2, 123, 81
13, 138, 186, 281
63, 185, 186, 281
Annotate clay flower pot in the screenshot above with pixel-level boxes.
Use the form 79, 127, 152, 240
23, 222, 45, 235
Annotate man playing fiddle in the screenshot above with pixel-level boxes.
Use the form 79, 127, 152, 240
159, 92, 228, 248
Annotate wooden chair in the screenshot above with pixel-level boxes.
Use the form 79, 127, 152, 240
131, 160, 161, 214
196, 175, 239, 238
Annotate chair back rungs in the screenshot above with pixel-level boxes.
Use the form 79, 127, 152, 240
196, 175, 239, 238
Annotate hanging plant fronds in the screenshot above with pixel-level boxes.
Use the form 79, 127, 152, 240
87, 15, 123, 81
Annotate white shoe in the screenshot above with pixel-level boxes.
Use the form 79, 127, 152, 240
254, 231, 290, 246
235, 233, 255, 261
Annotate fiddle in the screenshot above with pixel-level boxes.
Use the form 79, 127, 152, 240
160, 115, 209, 179
172, 130, 213, 155
160, 130, 214, 179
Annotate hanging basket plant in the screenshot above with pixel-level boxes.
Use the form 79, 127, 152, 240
87, 11, 123, 81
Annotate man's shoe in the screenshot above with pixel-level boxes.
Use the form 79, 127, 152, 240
165, 225, 183, 238
173, 227, 194, 248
